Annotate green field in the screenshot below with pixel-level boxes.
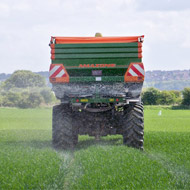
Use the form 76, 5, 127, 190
0, 107, 190, 190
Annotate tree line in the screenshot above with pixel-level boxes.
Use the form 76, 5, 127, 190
0, 70, 57, 108
0, 70, 190, 108
142, 87, 190, 106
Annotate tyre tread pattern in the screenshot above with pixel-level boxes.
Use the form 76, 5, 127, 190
52, 104, 78, 149
123, 102, 144, 150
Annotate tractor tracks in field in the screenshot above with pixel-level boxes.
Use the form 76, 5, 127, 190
145, 151, 190, 189
56, 151, 74, 190
56, 150, 83, 190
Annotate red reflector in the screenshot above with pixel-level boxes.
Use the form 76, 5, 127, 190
49, 64, 69, 83
124, 62, 145, 82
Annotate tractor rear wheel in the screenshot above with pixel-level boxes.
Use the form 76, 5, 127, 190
52, 104, 78, 149
122, 102, 144, 150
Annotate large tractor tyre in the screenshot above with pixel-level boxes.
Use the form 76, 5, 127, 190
52, 104, 78, 149
122, 102, 144, 150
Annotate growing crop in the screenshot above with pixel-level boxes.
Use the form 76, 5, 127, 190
0, 108, 189, 189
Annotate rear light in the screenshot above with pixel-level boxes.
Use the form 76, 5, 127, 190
49, 64, 69, 83
124, 62, 145, 82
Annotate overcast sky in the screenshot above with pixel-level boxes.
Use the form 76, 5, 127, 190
0, 0, 190, 73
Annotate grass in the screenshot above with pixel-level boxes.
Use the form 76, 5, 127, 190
0, 107, 190, 189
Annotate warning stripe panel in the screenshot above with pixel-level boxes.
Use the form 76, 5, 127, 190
133, 64, 144, 76
124, 62, 145, 82
56, 70, 66, 78
130, 65, 143, 76
128, 68, 138, 76
51, 66, 63, 78
49, 64, 70, 83
49, 65, 65, 78
126, 63, 145, 77
49, 65, 60, 77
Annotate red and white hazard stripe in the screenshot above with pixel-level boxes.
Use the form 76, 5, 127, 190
127, 63, 144, 77
49, 64, 66, 78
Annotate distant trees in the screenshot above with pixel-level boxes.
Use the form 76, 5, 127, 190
40, 89, 54, 104
157, 91, 175, 105
142, 88, 160, 105
171, 90, 182, 105
0, 70, 56, 108
2, 70, 46, 90
142, 88, 182, 105
1, 92, 21, 107
17, 92, 44, 108
0, 88, 55, 109
0, 69, 189, 108
182, 88, 190, 106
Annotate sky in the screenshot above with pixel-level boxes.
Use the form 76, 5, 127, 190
0, 0, 190, 73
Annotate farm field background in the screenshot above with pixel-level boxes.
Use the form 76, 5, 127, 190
0, 107, 190, 190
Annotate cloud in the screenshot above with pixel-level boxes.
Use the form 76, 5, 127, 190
0, 2, 11, 18
0, 0, 190, 73
137, 0, 190, 11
